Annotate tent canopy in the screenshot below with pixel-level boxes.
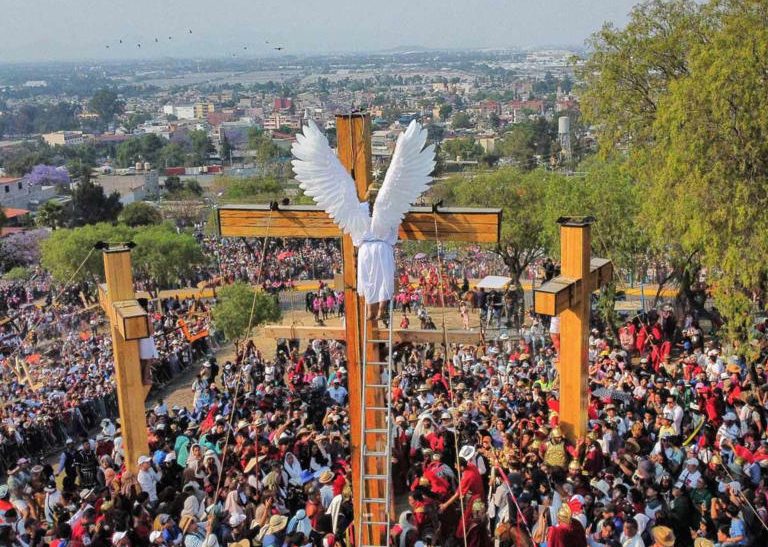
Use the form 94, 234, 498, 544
476, 275, 513, 290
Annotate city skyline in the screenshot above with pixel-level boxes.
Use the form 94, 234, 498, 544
1, 0, 640, 63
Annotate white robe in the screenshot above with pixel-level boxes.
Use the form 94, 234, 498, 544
353, 203, 398, 304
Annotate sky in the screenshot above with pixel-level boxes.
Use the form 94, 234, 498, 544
0, 0, 641, 63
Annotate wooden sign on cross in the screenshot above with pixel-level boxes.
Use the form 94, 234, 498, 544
533, 217, 613, 442
96, 244, 151, 474
216, 113, 501, 544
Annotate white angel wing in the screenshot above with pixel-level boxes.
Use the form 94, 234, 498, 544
291, 120, 370, 239
370, 120, 435, 239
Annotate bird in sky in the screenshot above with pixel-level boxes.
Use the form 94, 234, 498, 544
155, 38, 159, 43
274, 47, 284, 51
137, 43, 142, 48
189, 29, 193, 34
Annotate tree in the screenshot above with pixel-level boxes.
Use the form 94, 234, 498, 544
71, 179, 123, 225
163, 175, 183, 193
0, 229, 48, 271
188, 129, 214, 166
211, 283, 281, 350
580, 0, 768, 347
451, 112, 472, 129
159, 143, 187, 168
131, 224, 205, 288
35, 200, 69, 229
90, 89, 125, 125
27, 164, 70, 187
443, 168, 552, 309
439, 104, 453, 121
120, 202, 163, 227
441, 138, 484, 161
184, 179, 204, 197
220, 133, 232, 162
40, 223, 135, 282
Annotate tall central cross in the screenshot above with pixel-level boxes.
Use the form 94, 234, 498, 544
217, 113, 501, 545
534, 217, 612, 441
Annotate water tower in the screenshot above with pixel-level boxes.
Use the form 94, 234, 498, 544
558, 116, 572, 163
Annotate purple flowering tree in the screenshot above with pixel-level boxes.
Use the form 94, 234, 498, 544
0, 229, 49, 270
27, 165, 70, 187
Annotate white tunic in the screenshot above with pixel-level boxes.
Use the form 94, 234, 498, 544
353, 203, 398, 304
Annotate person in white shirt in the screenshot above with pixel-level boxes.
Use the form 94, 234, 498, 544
620, 519, 645, 547
676, 458, 701, 490
137, 455, 162, 504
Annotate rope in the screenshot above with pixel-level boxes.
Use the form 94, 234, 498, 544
431, 208, 469, 547
3, 247, 97, 382
212, 208, 274, 502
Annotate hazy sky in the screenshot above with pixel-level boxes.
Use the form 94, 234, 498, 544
0, 0, 640, 63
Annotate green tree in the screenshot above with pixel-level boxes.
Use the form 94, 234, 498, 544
439, 104, 453, 121
211, 282, 281, 350
188, 129, 214, 166
451, 112, 472, 129
220, 133, 232, 162
35, 200, 69, 229
71, 179, 123, 225
40, 223, 135, 282
441, 138, 484, 161
119, 202, 163, 227
163, 175, 183, 193
443, 168, 553, 308
90, 89, 125, 125
184, 179, 204, 197
580, 0, 768, 346
159, 143, 187, 168
131, 224, 205, 288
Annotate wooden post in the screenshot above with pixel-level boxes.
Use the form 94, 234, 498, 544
558, 223, 591, 440
101, 247, 150, 474
336, 113, 387, 546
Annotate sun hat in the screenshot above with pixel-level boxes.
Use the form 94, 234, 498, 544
651, 526, 675, 547
266, 515, 288, 534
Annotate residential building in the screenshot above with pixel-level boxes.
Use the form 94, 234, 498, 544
0, 176, 57, 209
163, 105, 195, 120
194, 102, 216, 119
41, 131, 88, 147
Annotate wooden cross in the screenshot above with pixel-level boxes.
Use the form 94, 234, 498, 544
97, 244, 151, 474
216, 113, 501, 544
533, 217, 613, 441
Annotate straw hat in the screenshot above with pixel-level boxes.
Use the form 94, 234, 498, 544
318, 470, 334, 484
556, 504, 572, 524
651, 526, 675, 547
228, 540, 251, 547
266, 515, 288, 534
179, 515, 196, 534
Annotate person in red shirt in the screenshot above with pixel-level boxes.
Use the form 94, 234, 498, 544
70, 507, 96, 547
439, 458, 485, 539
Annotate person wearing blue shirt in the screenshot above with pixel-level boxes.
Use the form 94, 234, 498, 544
327, 379, 348, 405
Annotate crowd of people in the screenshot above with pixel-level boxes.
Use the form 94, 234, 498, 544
0, 274, 214, 477
3, 232, 768, 547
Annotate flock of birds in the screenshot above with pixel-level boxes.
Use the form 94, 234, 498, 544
104, 29, 285, 56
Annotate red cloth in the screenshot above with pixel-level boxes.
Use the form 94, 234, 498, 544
547, 520, 588, 547
458, 464, 484, 498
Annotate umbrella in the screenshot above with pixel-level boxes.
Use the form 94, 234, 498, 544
414, 253, 427, 260
590, 387, 632, 403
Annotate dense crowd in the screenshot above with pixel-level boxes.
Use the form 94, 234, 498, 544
0, 277, 213, 476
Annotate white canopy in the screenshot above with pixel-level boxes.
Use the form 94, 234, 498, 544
476, 275, 513, 290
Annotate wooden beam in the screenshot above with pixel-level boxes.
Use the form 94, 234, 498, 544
101, 248, 149, 474
336, 113, 383, 547
99, 285, 150, 341
533, 258, 613, 316
558, 223, 591, 441
260, 325, 489, 345
217, 204, 501, 242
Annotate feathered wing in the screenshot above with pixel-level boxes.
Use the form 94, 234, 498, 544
370, 120, 435, 239
291, 120, 370, 239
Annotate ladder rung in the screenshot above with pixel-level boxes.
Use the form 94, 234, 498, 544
363, 474, 389, 480
365, 383, 388, 389
364, 450, 388, 457
366, 406, 388, 411
367, 339, 388, 344
363, 497, 388, 504
368, 361, 389, 365
366, 428, 388, 433
361, 521, 390, 526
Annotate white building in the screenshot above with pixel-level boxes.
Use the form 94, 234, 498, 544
162, 105, 195, 120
